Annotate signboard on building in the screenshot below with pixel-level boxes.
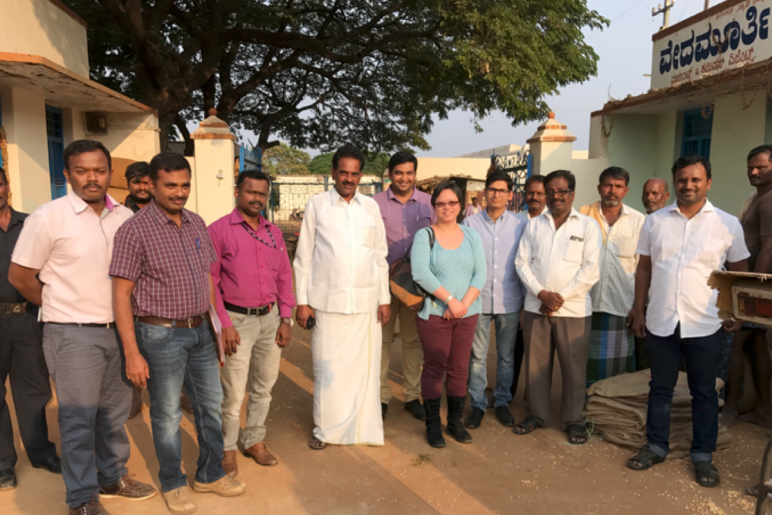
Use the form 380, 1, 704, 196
652, 0, 772, 89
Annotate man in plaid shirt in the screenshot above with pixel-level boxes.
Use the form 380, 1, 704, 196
110, 153, 246, 515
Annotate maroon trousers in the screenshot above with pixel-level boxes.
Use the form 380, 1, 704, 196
416, 314, 479, 399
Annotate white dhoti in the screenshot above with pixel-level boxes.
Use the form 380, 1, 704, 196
312, 310, 384, 446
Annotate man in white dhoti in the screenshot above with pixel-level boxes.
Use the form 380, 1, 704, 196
294, 143, 391, 450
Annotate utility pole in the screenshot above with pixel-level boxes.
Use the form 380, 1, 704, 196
705, 1, 710, 10
652, 0, 676, 31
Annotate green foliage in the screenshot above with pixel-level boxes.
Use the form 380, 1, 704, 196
64, 0, 607, 153
261, 144, 311, 176
308, 154, 333, 175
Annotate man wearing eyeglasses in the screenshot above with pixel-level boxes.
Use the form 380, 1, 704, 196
462, 171, 527, 429
514, 170, 601, 445
209, 171, 295, 475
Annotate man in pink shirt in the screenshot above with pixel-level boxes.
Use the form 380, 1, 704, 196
9, 140, 156, 515
209, 171, 295, 475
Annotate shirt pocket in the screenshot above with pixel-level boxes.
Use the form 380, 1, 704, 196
563, 238, 583, 264
614, 235, 638, 274
359, 220, 376, 248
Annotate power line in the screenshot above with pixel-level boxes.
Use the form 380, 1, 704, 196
587, 0, 650, 40
678, 0, 694, 21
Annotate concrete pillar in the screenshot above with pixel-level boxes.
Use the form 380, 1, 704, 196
1, 86, 52, 211
191, 108, 236, 224
526, 112, 577, 176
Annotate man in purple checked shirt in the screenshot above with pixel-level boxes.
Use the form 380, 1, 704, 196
373, 151, 435, 422
208, 170, 295, 476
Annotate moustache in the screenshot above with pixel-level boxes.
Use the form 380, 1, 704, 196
85, 183, 102, 189
342, 182, 355, 187
169, 196, 187, 202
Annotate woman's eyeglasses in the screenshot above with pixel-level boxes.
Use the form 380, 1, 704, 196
435, 201, 460, 209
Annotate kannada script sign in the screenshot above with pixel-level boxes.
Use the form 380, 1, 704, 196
652, 0, 772, 89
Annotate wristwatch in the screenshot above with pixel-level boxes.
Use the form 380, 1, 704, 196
281, 317, 294, 326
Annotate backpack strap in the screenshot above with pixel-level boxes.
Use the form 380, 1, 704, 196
427, 227, 436, 249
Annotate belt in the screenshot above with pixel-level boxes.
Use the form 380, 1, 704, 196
224, 302, 273, 317
137, 315, 205, 329
47, 322, 115, 328
0, 302, 28, 315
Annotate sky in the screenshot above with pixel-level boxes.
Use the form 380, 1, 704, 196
416, 0, 710, 157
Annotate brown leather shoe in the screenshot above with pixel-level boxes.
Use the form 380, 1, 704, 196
243, 442, 278, 466
68, 500, 110, 515
222, 450, 238, 477
99, 473, 157, 500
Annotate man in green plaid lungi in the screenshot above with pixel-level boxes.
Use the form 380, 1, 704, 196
580, 167, 646, 388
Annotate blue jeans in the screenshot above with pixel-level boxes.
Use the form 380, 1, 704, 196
468, 312, 519, 411
645, 325, 724, 464
136, 321, 225, 492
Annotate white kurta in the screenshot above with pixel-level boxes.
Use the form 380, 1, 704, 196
294, 189, 390, 445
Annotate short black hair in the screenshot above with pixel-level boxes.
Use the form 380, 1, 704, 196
747, 145, 772, 162
671, 155, 711, 179
125, 161, 150, 182
63, 139, 111, 171
332, 143, 365, 172
486, 171, 514, 191
599, 166, 630, 186
0, 166, 6, 184
388, 151, 418, 173
430, 181, 462, 207
524, 175, 545, 189
237, 170, 271, 188
544, 170, 576, 192
149, 152, 191, 183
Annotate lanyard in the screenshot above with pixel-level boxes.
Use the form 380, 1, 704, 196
241, 222, 277, 249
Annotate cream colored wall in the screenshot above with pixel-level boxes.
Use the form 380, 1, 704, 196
185, 157, 198, 214
193, 138, 236, 225
416, 157, 490, 181
0, 0, 89, 76
0, 86, 52, 212
83, 112, 161, 163
709, 92, 763, 215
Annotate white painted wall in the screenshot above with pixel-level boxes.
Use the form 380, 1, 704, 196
0, 86, 52, 212
0, 0, 89, 76
193, 137, 236, 225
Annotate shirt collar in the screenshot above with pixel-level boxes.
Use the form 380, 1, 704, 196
229, 207, 267, 227
330, 187, 363, 206
67, 188, 117, 215
544, 207, 579, 221
593, 200, 629, 219
148, 198, 190, 226
668, 198, 714, 216
386, 187, 417, 204
481, 209, 510, 224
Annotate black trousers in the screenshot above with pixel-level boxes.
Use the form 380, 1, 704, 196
509, 327, 526, 401
0, 311, 56, 470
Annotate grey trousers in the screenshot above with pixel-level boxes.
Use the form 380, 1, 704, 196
523, 312, 591, 429
220, 308, 282, 451
42, 324, 132, 508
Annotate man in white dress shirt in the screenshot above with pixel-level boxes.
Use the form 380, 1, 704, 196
294, 143, 391, 450
627, 155, 748, 488
580, 167, 645, 386
514, 170, 601, 445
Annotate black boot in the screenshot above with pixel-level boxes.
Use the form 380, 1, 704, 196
446, 396, 472, 443
423, 398, 445, 448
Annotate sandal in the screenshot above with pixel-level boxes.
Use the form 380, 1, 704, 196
745, 483, 760, 497
308, 437, 327, 450
626, 447, 666, 471
694, 462, 720, 488
567, 423, 587, 445
513, 415, 542, 435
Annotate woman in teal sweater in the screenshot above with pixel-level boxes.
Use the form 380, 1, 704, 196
411, 181, 486, 448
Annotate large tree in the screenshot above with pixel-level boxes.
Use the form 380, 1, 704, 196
65, 0, 606, 154
261, 143, 311, 175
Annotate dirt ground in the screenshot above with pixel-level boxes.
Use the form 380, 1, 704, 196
3, 322, 771, 515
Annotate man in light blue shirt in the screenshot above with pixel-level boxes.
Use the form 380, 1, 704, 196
462, 171, 527, 428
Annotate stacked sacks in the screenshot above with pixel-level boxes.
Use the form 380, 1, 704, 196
582, 370, 731, 459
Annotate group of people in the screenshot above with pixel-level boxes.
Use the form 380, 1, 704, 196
294, 143, 766, 491
0, 137, 768, 514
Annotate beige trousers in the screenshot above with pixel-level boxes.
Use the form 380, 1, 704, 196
380, 295, 423, 404
523, 311, 591, 429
